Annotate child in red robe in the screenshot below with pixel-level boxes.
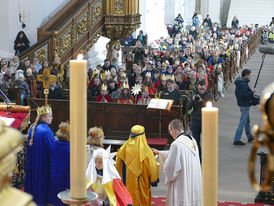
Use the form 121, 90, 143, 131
96, 84, 111, 103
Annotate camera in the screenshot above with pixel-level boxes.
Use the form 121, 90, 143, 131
194, 95, 200, 101
194, 94, 201, 101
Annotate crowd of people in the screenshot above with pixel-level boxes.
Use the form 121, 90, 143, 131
0, 56, 64, 104
0, 15, 261, 109
9, 11, 268, 206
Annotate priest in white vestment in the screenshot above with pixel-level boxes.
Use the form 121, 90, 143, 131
152, 119, 202, 206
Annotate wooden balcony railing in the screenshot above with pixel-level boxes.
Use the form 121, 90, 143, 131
19, 0, 141, 65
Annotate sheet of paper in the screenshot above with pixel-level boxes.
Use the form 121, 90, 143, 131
0, 116, 16, 126
147, 98, 170, 109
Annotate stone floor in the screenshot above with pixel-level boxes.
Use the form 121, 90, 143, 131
152, 46, 274, 203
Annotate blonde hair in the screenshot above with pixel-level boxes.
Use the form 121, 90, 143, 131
26, 106, 52, 146
26, 114, 41, 146
87, 127, 104, 147
56, 122, 70, 142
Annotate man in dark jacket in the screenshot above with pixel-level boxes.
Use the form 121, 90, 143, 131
233, 69, 254, 145
202, 14, 212, 28
160, 79, 183, 105
46, 81, 64, 99
188, 80, 213, 160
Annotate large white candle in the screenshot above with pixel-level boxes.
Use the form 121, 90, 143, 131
202, 101, 218, 206
69, 54, 87, 199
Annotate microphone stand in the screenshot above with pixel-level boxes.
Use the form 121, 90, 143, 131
0, 89, 11, 103
254, 53, 266, 89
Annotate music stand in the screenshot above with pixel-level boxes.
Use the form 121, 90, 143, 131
147, 98, 173, 138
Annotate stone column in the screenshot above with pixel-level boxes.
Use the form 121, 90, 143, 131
201, 0, 220, 24
184, 0, 196, 26
164, 0, 176, 25
195, 0, 201, 14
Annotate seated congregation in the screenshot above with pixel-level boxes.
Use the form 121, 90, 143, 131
0, 16, 259, 109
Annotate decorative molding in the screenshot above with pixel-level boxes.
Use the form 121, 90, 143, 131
93, 1, 103, 23
114, 0, 124, 15
77, 13, 88, 40
60, 30, 72, 56
34, 44, 48, 62
103, 24, 140, 40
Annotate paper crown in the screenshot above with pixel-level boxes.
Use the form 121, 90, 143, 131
122, 82, 129, 89
161, 74, 167, 81
91, 128, 103, 138
105, 70, 111, 76
145, 72, 151, 78
94, 69, 100, 74
101, 84, 107, 91
59, 121, 70, 133
174, 59, 180, 65
142, 86, 149, 93
217, 64, 222, 69
26, 68, 32, 74
161, 62, 167, 67
37, 105, 52, 116
168, 75, 175, 81
120, 73, 127, 78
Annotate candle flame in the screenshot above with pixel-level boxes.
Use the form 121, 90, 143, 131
77, 54, 84, 60
206, 101, 212, 108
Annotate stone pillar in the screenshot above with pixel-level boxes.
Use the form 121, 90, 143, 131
175, 0, 185, 22
184, 0, 196, 26
195, 0, 201, 14
164, 0, 176, 25
201, 0, 220, 24
145, 0, 167, 43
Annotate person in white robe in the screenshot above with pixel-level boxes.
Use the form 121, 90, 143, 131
152, 119, 202, 206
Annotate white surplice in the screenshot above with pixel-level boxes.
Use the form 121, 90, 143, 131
159, 134, 202, 206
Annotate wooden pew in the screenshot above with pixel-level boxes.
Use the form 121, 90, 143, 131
7, 88, 21, 105
28, 99, 185, 146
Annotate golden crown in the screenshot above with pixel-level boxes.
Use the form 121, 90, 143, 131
122, 82, 129, 89
145, 72, 151, 78
168, 75, 175, 81
26, 68, 32, 74
143, 86, 149, 93
161, 62, 167, 67
120, 73, 127, 78
214, 51, 219, 56
59, 122, 70, 133
91, 128, 103, 138
161, 74, 167, 81
94, 69, 100, 74
101, 84, 107, 91
37, 105, 52, 116
105, 70, 111, 76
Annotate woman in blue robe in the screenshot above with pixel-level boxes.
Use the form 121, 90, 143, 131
48, 122, 70, 206
24, 105, 56, 206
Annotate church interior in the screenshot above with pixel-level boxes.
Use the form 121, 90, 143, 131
0, 0, 274, 205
